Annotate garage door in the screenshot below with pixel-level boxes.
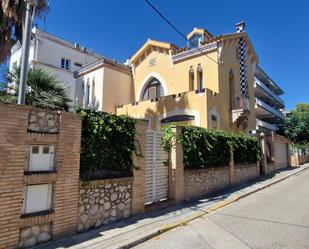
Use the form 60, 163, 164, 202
275, 143, 288, 169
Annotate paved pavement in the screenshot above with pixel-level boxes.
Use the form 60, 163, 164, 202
134, 166, 309, 249
33, 164, 309, 249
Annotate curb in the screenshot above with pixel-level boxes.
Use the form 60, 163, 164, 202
121, 165, 308, 249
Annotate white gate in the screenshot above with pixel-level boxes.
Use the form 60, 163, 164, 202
145, 131, 169, 204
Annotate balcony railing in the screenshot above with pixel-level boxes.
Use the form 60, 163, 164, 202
256, 118, 277, 131
254, 77, 284, 107
255, 98, 285, 119
232, 95, 250, 111
172, 42, 217, 63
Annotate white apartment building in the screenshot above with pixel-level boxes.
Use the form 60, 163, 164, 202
9, 27, 103, 106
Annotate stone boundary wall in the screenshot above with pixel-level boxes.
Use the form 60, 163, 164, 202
234, 164, 259, 184
184, 167, 230, 199
265, 163, 276, 175
77, 177, 132, 232
298, 155, 309, 165
19, 223, 52, 248
291, 154, 309, 166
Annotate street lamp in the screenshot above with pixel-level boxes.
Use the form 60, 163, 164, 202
17, 0, 38, 105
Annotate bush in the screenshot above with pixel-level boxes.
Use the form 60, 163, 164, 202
77, 109, 139, 177
162, 125, 260, 169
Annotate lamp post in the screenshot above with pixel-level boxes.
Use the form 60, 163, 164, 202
17, 0, 38, 105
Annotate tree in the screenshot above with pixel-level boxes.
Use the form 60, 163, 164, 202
283, 103, 309, 146
1, 66, 71, 111
0, 0, 48, 63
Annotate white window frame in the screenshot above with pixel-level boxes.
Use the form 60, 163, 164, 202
61, 58, 71, 70
22, 184, 52, 215
27, 145, 55, 172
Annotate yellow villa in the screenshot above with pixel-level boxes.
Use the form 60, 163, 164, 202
116, 22, 258, 131
74, 22, 286, 134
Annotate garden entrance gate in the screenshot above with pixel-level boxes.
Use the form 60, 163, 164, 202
144, 131, 169, 204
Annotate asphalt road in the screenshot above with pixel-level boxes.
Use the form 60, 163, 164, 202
134, 168, 309, 249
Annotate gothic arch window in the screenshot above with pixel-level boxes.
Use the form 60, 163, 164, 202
208, 108, 221, 130
189, 66, 194, 91
197, 64, 203, 90
142, 77, 163, 101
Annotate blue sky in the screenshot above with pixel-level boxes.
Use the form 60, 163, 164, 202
4, 0, 309, 110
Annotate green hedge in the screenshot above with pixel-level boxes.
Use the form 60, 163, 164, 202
77, 109, 138, 175
162, 125, 260, 169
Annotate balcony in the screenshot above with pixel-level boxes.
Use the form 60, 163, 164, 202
231, 95, 250, 126
255, 98, 285, 120
254, 77, 284, 108
254, 66, 284, 95
256, 118, 277, 131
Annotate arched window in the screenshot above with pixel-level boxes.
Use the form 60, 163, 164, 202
211, 115, 218, 129
208, 108, 220, 130
197, 64, 203, 90
81, 81, 85, 107
189, 66, 194, 91
142, 78, 162, 101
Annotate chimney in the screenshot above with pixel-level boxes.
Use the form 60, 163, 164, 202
236, 21, 246, 33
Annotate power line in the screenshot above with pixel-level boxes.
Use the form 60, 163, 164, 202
144, 0, 218, 64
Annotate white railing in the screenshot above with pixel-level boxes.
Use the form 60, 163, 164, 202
255, 98, 285, 119
172, 42, 217, 62
254, 77, 284, 106
256, 118, 277, 131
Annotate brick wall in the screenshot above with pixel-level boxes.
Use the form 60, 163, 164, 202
0, 103, 81, 248
0, 104, 29, 249
131, 121, 147, 214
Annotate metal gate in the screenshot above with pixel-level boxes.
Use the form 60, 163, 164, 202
145, 131, 169, 204
275, 143, 288, 169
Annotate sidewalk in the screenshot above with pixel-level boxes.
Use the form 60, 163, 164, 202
33, 164, 309, 249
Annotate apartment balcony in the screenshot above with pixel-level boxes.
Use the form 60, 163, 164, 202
254, 66, 284, 95
256, 118, 278, 131
254, 77, 284, 108
231, 95, 250, 127
255, 98, 285, 122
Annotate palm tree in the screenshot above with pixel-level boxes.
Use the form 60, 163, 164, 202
3, 66, 71, 111
0, 0, 48, 63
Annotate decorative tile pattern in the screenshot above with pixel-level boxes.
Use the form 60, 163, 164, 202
238, 37, 248, 97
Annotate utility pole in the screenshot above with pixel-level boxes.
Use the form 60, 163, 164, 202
18, 0, 38, 105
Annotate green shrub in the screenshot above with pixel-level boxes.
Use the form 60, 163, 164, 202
162, 125, 260, 169
77, 109, 139, 175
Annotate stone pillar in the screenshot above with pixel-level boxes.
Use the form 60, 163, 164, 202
287, 143, 292, 167
271, 131, 276, 169
132, 121, 147, 214
168, 127, 184, 203
229, 147, 235, 185
260, 134, 267, 175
